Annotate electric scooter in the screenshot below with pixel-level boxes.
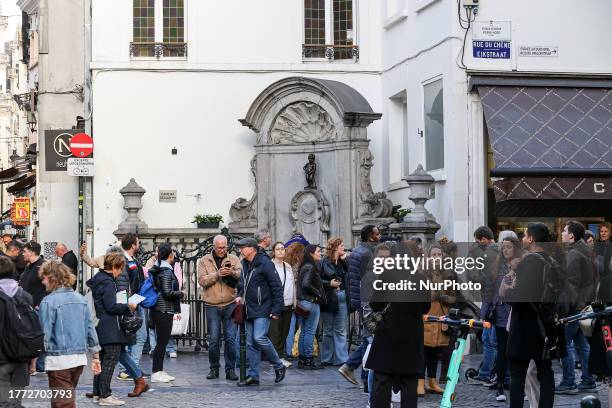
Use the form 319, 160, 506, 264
557, 304, 612, 408
424, 309, 491, 408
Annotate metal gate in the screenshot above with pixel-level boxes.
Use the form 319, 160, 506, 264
136, 228, 245, 351
136, 229, 363, 351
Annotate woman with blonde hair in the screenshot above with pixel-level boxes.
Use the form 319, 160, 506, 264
39, 261, 102, 408
320, 237, 349, 366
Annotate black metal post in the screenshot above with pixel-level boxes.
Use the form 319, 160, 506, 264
78, 176, 84, 293
237, 321, 247, 386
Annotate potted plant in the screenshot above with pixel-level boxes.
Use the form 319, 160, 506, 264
391, 206, 411, 223
192, 213, 223, 229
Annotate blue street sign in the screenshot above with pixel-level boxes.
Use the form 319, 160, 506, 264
472, 40, 511, 59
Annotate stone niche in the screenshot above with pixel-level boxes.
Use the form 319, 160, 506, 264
230, 76, 396, 246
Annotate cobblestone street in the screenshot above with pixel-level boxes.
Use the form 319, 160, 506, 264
23, 350, 609, 408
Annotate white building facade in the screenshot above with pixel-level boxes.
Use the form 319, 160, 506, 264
17, 0, 610, 255
381, 0, 612, 241
90, 0, 387, 254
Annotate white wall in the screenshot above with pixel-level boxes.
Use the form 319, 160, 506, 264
91, 70, 383, 254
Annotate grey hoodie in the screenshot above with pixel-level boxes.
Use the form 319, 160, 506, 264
0, 278, 19, 297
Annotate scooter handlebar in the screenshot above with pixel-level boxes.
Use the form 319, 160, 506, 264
423, 314, 491, 330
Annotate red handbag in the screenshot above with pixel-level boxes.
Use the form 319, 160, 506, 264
231, 303, 246, 324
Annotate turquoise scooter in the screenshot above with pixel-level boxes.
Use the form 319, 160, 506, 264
424, 309, 491, 408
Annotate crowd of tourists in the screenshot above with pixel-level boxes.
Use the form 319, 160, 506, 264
0, 221, 610, 408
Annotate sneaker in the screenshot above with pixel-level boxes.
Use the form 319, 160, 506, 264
93, 396, 100, 403
168, 351, 177, 358
483, 379, 497, 388
116, 372, 132, 381
151, 371, 171, 383
555, 384, 578, 394
281, 358, 292, 368
274, 366, 287, 383
471, 376, 492, 385
496, 385, 506, 402
98, 396, 125, 406
338, 364, 359, 385
161, 371, 175, 381
578, 382, 597, 393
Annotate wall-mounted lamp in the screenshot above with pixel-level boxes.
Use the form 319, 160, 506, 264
171, 147, 177, 155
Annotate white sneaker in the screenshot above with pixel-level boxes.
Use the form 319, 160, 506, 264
168, 351, 177, 358
151, 371, 171, 383
392, 390, 401, 403
281, 358, 292, 368
160, 371, 175, 381
98, 396, 125, 406
93, 396, 99, 404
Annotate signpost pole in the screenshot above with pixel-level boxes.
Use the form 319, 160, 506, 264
78, 176, 84, 293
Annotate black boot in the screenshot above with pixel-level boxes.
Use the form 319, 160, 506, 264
307, 357, 324, 370
297, 356, 309, 369
226, 369, 238, 381
206, 368, 219, 379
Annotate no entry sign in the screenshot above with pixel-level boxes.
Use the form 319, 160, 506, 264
70, 133, 93, 157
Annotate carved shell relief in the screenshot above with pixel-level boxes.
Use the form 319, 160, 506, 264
269, 102, 337, 144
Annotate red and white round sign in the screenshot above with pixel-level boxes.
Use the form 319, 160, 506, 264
69, 133, 94, 157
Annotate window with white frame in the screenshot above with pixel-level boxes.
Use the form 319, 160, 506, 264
131, 0, 186, 59
303, 0, 358, 61
423, 79, 444, 172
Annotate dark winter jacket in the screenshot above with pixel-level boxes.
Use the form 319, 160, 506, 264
347, 242, 374, 312
365, 300, 430, 375
320, 257, 348, 313
467, 243, 499, 303
506, 252, 560, 360
19, 256, 46, 307
297, 262, 325, 304
86, 270, 131, 345
566, 239, 598, 312
238, 252, 284, 319
61, 250, 78, 274
125, 256, 146, 295
150, 263, 183, 314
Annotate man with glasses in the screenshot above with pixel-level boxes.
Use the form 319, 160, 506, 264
197, 235, 242, 381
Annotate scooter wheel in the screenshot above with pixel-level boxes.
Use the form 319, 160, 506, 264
464, 368, 479, 380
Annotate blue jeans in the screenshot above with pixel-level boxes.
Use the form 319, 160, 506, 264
321, 290, 349, 365
119, 347, 142, 379
297, 300, 320, 358
36, 353, 46, 371
149, 328, 176, 353
245, 317, 282, 379
119, 306, 147, 373
205, 303, 237, 371
478, 327, 497, 380
560, 320, 595, 387
286, 313, 296, 357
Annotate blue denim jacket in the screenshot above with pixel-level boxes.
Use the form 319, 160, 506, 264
39, 287, 101, 356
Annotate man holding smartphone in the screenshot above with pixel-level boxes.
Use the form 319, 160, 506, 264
197, 235, 242, 381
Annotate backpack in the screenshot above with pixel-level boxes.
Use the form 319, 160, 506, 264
0, 289, 44, 362
138, 275, 159, 309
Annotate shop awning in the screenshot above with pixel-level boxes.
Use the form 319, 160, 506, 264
478, 85, 612, 200
7, 174, 36, 194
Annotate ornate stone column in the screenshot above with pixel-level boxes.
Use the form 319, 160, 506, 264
390, 164, 440, 242
115, 178, 148, 234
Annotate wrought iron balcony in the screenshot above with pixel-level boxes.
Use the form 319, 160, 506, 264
302, 44, 359, 62
129, 42, 188, 59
